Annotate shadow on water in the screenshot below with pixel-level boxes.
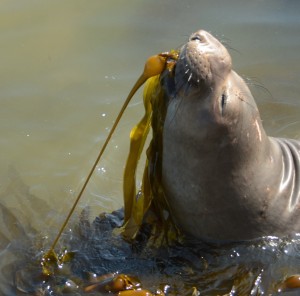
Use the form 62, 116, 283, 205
0, 170, 300, 295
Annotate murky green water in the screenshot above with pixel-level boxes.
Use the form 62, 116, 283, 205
0, 0, 300, 295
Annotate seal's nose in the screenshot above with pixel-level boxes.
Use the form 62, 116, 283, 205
189, 30, 207, 43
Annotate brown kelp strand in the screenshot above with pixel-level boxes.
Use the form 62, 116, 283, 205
122, 50, 180, 243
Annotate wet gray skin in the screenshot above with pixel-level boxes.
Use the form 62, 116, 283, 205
161, 30, 300, 241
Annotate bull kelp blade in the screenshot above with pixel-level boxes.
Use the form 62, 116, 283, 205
123, 75, 161, 240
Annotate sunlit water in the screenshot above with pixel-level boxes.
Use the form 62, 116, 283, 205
0, 0, 300, 295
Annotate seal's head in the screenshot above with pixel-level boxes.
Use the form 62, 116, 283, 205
175, 30, 232, 92
163, 30, 264, 157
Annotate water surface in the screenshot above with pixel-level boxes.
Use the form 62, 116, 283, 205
0, 0, 300, 295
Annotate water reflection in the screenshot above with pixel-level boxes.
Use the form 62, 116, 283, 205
1, 0, 300, 295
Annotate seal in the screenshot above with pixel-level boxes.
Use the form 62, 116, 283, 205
161, 30, 300, 241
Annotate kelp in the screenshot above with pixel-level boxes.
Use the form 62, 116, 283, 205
30, 50, 180, 294
123, 50, 180, 243
122, 76, 156, 239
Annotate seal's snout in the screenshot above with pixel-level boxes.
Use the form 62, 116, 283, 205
175, 30, 232, 93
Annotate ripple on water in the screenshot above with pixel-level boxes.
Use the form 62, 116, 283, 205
2, 202, 299, 295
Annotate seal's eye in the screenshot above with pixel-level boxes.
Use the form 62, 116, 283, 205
221, 93, 227, 115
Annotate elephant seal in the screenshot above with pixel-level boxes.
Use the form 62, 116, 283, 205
161, 30, 300, 241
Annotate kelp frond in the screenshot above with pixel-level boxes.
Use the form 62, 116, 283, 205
123, 75, 161, 240
122, 51, 181, 244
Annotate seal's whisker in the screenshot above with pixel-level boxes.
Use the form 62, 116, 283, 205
175, 75, 191, 97
244, 76, 274, 100
243, 76, 263, 86
165, 93, 185, 128
252, 84, 273, 100
176, 42, 186, 48
219, 37, 241, 55
236, 92, 257, 110
225, 45, 241, 55
184, 81, 192, 96
163, 70, 191, 125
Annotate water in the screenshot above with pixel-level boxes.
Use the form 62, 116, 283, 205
0, 0, 300, 295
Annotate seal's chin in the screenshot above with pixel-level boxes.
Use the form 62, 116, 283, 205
174, 30, 232, 94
